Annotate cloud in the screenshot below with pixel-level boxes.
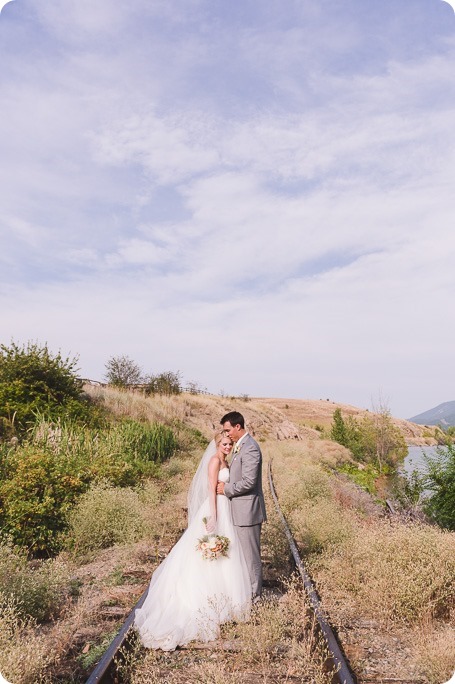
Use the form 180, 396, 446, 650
1, 0, 455, 417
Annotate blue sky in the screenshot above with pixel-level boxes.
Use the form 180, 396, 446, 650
1, 0, 454, 419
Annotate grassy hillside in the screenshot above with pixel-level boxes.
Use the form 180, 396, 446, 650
0, 386, 453, 683
85, 383, 441, 445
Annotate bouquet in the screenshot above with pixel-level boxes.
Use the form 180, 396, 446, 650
197, 520, 230, 560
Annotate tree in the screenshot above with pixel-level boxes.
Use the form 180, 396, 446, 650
331, 408, 348, 446
0, 341, 92, 435
104, 355, 143, 387
330, 409, 363, 459
330, 402, 407, 471
364, 399, 407, 471
145, 371, 181, 396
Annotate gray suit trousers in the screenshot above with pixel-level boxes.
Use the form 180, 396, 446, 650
236, 523, 262, 598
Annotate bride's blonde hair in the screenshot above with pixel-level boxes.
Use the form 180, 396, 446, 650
214, 430, 231, 447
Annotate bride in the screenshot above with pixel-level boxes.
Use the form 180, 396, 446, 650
134, 431, 251, 650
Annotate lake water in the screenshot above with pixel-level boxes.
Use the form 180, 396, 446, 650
397, 446, 439, 496
402, 446, 438, 476
402, 445, 442, 476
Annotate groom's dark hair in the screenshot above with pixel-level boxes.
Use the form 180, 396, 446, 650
221, 411, 245, 429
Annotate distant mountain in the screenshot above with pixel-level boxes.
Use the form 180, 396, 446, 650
409, 401, 455, 428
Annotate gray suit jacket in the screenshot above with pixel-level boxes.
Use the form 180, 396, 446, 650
223, 433, 267, 527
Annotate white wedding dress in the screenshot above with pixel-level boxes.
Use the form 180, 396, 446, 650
134, 467, 251, 650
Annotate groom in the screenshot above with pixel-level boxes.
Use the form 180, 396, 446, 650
216, 411, 266, 601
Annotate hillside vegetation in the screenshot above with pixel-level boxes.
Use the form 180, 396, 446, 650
0, 362, 453, 682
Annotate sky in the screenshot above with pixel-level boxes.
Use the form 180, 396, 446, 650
1, 0, 454, 419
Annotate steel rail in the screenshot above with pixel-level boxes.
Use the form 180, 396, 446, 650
85, 586, 149, 684
267, 460, 357, 684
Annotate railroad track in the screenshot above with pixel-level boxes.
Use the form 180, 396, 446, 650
85, 461, 357, 684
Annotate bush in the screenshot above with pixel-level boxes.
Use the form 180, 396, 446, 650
337, 461, 390, 495
283, 465, 332, 510
422, 443, 455, 530
0, 341, 99, 435
0, 444, 88, 552
66, 482, 146, 554
278, 463, 353, 555
289, 498, 353, 554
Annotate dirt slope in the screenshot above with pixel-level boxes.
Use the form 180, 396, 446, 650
254, 396, 435, 445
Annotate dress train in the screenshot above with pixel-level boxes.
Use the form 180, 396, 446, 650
134, 468, 251, 650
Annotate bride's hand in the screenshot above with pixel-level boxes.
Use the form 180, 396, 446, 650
205, 516, 216, 533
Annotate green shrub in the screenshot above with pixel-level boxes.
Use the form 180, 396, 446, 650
337, 461, 391, 495
66, 482, 146, 554
0, 341, 100, 435
0, 418, 177, 553
0, 445, 88, 552
422, 443, 455, 530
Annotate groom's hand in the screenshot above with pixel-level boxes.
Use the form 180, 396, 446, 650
216, 481, 225, 495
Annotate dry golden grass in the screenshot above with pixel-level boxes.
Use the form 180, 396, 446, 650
314, 520, 455, 623
268, 439, 454, 619
413, 621, 455, 684
0, 542, 72, 623
0, 593, 54, 683
84, 384, 303, 443
266, 437, 455, 682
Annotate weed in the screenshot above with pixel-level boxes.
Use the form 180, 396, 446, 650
77, 629, 119, 670
290, 498, 354, 554
0, 592, 53, 682
0, 539, 71, 621
313, 520, 455, 623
